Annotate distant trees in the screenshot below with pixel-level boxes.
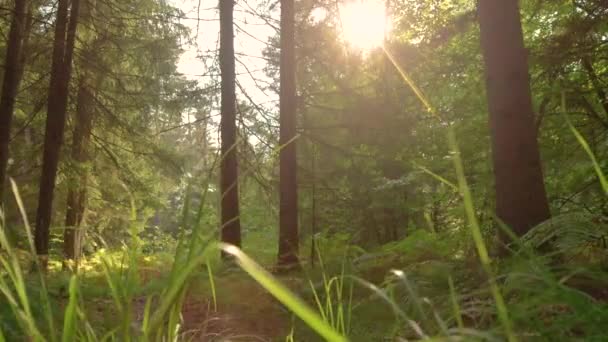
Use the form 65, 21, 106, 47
478, 0, 551, 237
277, 0, 299, 267
0, 0, 196, 265
0, 0, 29, 201
219, 0, 242, 249
35, 0, 81, 268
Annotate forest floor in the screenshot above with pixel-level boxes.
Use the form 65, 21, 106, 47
136, 256, 299, 341
173, 276, 290, 341
5, 228, 608, 341
75, 266, 292, 341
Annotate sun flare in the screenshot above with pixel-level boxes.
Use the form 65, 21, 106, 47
339, 0, 389, 51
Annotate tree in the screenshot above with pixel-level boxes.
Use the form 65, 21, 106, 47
34, 0, 81, 268
219, 0, 241, 249
0, 0, 29, 201
478, 0, 551, 237
277, 0, 299, 267
63, 77, 93, 266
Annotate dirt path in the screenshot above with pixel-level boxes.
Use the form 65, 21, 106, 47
178, 277, 291, 341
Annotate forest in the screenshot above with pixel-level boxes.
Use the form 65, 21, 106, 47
0, 0, 607, 340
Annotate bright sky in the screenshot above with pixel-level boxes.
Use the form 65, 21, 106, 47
171, 0, 389, 100
171, 0, 278, 109
170, 0, 389, 141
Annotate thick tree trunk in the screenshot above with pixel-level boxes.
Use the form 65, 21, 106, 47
478, 0, 551, 237
63, 79, 92, 267
219, 0, 241, 249
310, 142, 317, 267
278, 0, 299, 267
34, 0, 81, 269
0, 0, 28, 201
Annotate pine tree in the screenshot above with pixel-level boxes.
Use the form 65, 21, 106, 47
277, 0, 299, 267
63, 78, 93, 267
0, 0, 29, 201
219, 0, 242, 250
34, 0, 81, 269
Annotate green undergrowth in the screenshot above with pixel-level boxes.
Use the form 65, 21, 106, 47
289, 223, 608, 341
2, 214, 608, 341
1, 115, 607, 340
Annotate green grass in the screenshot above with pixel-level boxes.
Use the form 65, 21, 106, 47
2, 203, 608, 341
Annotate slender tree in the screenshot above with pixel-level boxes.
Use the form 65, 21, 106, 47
277, 0, 299, 267
478, 0, 551, 237
63, 78, 93, 267
34, 0, 81, 268
0, 0, 28, 201
219, 0, 241, 249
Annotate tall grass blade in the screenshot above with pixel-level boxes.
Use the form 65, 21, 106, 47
207, 263, 217, 312
448, 276, 464, 330
348, 275, 426, 339
62, 275, 79, 342
308, 278, 328, 322
561, 94, 608, 194
167, 286, 188, 341
10, 179, 57, 342
100, 256, 124, 314
448, 129, 516, 342
220, 243, 348, 342
382, 46, 516, 341
144, 247, 211, 338
141, 295, 154, 333
414, 162, 458, 191
390, 270, 429, 328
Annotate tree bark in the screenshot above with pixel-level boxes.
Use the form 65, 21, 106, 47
310, 142, 316, 268
278, 0, 299, 267
63, 79, 92, 267
0, 0, 28, 201
219, 0, 241, 250
478, 0, 551, 238
34, 0, 81, 269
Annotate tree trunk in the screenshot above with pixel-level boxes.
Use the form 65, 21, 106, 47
34, 0, 81, 269
309, 137, 317, 267
0, 0, 28, 201
277, 0, 299, 267
478, 0, 551, 238
63, 79, 92, 268
219, 0, 241, 250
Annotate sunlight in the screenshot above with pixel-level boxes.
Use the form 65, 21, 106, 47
339, 0, 389, 51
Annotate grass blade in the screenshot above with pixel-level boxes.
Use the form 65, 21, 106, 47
62, 276, 79, 342
220, 243, 348, 342
448, 129, 516, 342
448, 276, 464, 330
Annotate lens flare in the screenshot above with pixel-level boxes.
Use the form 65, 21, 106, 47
339, 0, 389, 51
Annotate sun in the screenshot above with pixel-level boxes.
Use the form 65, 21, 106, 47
339, 0, 389, 51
